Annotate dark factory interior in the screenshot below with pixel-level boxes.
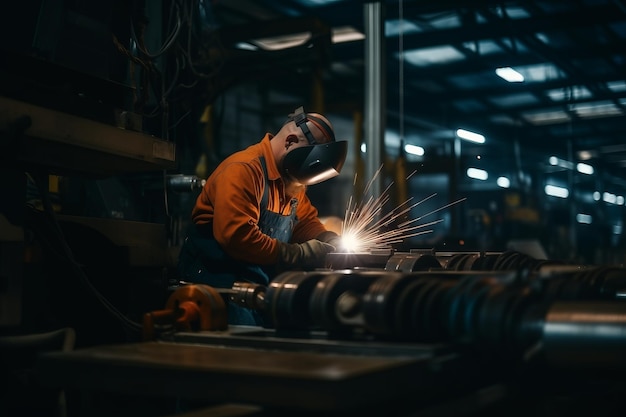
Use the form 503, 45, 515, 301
2, 0, 626, 416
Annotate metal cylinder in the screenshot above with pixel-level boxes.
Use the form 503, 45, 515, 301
167, 175, 206, 192
230, 282, 266, 311
542, 301, 626, 369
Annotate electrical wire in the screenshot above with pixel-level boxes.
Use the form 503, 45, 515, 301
399, 0, 405, 148
131, 0, 182, 59
30, 172, 144, 338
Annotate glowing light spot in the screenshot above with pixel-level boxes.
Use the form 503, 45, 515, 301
339, 164, 467, 253
340, 232, 361, 253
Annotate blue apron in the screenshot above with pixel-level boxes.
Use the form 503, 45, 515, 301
176, 157, 298, 326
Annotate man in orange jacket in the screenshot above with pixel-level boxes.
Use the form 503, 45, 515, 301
177, 106, 347, 325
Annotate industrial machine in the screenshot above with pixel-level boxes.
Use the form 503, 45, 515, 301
36, 249, 626, 416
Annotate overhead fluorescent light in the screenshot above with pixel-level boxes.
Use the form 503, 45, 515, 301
603, 192, 617, 204
404, 46, 465, 66
576, 213, 592, 224
545, 184, 569, 198
332, 26, 365, 43
404, 144, 424, 156
497, 176, 510, 188
548, 156, 574, 170
385, 19, 421, 36
456, 128, 485, 143
522, 110, 570, 125
548, 158, 594, 175
576, 162, 594, 175
571, 101, 623, 119
238, 25, 363, 51
248, 32, 312, 51
547, 86, 591, 101
495, 67, 524, 82
515, 63, 563, 82
467, 167, 488, 180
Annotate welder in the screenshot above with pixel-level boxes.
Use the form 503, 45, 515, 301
177, 106, 347, 325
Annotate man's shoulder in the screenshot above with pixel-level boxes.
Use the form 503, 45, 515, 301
217, 144, 264, 172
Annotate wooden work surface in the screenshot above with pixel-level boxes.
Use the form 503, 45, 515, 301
37, 337, 466, 413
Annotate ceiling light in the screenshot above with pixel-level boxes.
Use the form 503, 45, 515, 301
404, 46, 465, 66
467, 168, 488, 180
250, 32, 311, 51
548, 156, 574, 170
547, 86, 591, 101
523, 110, 570, 125
456, 128, 485, 143
603, 192, 617, 204
404, 144, 424, 156
571, 101, 623, 119
495, 67, 524, 82
497, 176, 510, 188
576, 213, 592, 224
385, 20, 420, 36
576, 163, 594, 175
332, 26, 365, 43
545, 185, 569, 198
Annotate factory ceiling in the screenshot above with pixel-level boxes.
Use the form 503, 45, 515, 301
207, 0, 626, 193
3, 0, 626, 196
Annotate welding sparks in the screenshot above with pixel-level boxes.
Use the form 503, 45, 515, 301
339, 165, 466, 253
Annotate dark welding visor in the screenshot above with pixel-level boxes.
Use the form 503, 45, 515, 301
283, 140, 348, 185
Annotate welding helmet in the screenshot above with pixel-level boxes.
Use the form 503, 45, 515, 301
282, 106, 348, 185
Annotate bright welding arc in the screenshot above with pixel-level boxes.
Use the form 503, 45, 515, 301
339, 165, 466, 253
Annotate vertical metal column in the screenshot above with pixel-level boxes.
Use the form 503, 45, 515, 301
364, 2, 386, 200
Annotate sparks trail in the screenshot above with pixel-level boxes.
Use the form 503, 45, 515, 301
340, 165, 466, 253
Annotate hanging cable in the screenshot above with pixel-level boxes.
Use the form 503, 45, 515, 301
30, 172, 143, 338
399, 0, 405, 148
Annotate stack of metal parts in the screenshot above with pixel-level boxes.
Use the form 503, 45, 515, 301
218, 249, 626, 369
37, 250, 626, 416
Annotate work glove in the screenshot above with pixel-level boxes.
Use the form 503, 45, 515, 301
317, 231, 343, 252
277, 239, 335, 269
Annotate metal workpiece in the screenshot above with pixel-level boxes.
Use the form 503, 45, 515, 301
257, 261, 626, 369
228, 281, 267, 311
326, 250, 393, 270
385, 251, 442, 272
147, 251, 626, 369
326, 249, 568, 273
38, 249, 626, 417
542, 301, 626, 369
